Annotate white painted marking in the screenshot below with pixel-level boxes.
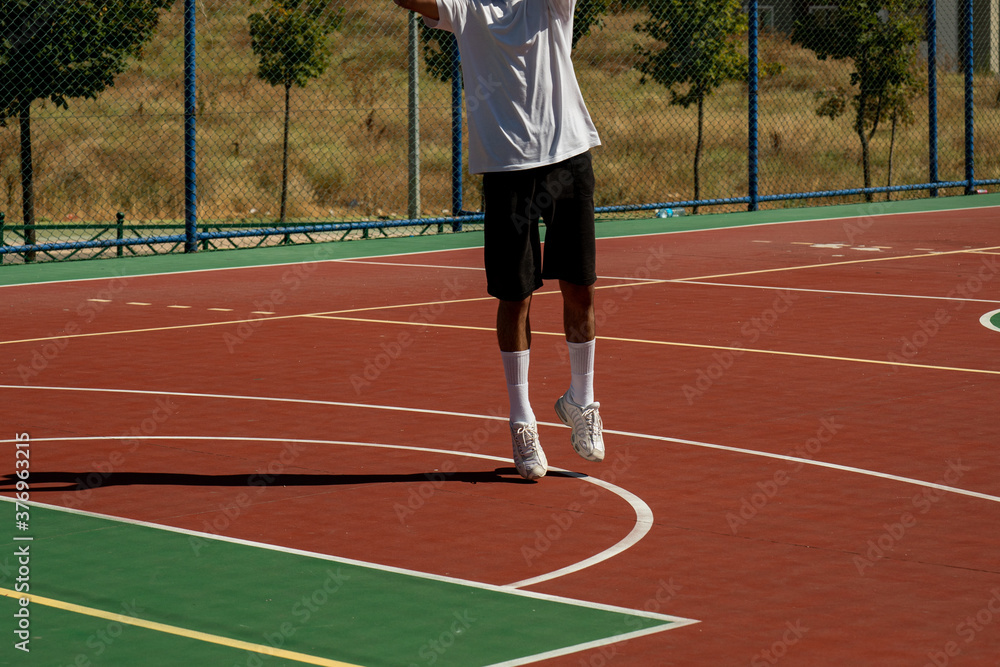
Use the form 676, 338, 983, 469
126, 302, 151, 306
980, 309, 1000, 333
4, 385, 997, 505
341, 259, 485, 272
671, 279, 1000, 305
167, 305, 192, 309
3, 202, 997, 291
207, 308, 233, 312
507, 470, 653, 589
3, 434, 649, 591
0, 483, 697, 630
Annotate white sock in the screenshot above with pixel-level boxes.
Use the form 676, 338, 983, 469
501, 350, 534, 424
567, 339, 595, 406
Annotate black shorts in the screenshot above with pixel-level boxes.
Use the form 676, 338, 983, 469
482, 151, 597, 301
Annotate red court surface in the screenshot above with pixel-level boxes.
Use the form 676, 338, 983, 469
2, 203, 1000, 665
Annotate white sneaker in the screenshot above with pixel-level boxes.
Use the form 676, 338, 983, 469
510, 422, 547, 480
554, 392, 605, 462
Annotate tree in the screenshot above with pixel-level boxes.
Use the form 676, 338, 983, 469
792, 0, 924, 202
249, 0, 342, 226
0, 0, 174, 260
573, 0, 611, 49
634, 0, 758, 213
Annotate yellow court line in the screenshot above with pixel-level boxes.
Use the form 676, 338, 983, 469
308, 314, 496, 334
0, 315, 306, 347
2, 246, 995, 348
0, 587, 361, 667
0, 294, 513, 348
315, 315, 1000, 376
681, 244, 1000, 281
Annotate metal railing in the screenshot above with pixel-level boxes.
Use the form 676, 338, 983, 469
1, 0, 996, 264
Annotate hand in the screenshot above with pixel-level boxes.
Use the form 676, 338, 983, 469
394, 0, 439, 21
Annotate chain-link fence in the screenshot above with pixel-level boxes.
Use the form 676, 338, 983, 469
1, 0, 998, 263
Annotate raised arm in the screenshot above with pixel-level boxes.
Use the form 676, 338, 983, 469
394, 0, 439, 21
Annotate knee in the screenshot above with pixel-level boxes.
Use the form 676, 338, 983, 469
561, 282, 594, 309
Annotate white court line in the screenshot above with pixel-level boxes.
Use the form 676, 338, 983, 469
340, 259, 485, 272
0, 495, 697, 630
669, 279, 1000, 305
3, 202, 997, 291
981, 309, 1000, 333
0, 434, 651, 591
338, 258, 662, 284
4, 384, 998, 507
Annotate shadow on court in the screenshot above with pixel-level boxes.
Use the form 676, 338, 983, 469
0, 467, 553, 491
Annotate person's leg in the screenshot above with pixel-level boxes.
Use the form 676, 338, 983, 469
541, 153, 604, 462
497, 295, 533, 352
498, 295, 534, 425
484, 169, 547, 479
560, 280, 596, 408
560, 280, 595, 344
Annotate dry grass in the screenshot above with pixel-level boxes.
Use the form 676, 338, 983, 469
2, 3, 998, 233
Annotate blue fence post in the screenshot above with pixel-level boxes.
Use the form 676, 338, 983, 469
963, 0, 974, 194
747, 0, 760, 212
927, 0, 939, 197
116, 212, 124, 258
451, 49, 463, 232
184, 0, 198, 253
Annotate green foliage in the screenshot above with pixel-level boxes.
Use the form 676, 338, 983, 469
0, 0, 175, 120
792, 0, 924, 197
248, 0, 343, 90
633, 0, 749, 108
573, 0, 611, 48
420, 22, 457, 84
791, 0, 924, 135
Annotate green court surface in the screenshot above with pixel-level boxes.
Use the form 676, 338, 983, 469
3, 193, 998, 287
0, 501, 693, 666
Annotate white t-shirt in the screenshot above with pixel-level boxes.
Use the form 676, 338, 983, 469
426, 0, 601, 174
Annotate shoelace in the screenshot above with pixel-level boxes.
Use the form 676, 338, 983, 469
514, 424, 540, 459
581, 408, 602, 436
